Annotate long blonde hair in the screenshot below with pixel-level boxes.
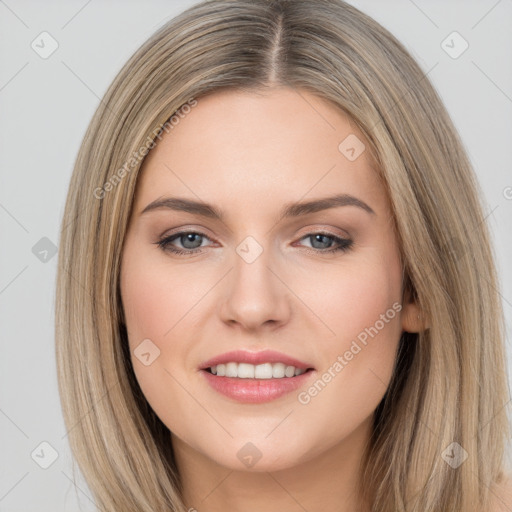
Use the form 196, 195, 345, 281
55, 1, 510, 510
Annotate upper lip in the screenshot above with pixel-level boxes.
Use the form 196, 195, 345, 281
200, 350, 314, 371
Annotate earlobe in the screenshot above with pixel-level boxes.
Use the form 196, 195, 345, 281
400, 274, 428, 332
401, 302, 428, 333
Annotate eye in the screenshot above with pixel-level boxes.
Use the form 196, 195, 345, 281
155, 230, 353, 256
155, 231, 213, 256
295, 232, 353, 254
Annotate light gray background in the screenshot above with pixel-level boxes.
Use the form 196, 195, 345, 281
1, 1, 511, 510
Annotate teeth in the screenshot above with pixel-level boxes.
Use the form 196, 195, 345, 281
208, 362, 307, 379
238, 363, 255, 378
285, 365, 295, 377
225, 362, 238, 377
255, 363, 273, 379
272, 362, 285, 378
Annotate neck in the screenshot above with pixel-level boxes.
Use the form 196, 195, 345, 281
172, 416, 373, 512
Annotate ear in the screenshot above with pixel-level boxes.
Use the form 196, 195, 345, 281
401, 302, 426, 333
400, 277, 429, 333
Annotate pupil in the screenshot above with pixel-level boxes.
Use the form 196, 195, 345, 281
313, 234, 330, 249
183, 233, 201, 249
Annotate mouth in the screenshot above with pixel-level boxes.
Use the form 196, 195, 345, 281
199, 351, 316, 403
203, 362, 314, 379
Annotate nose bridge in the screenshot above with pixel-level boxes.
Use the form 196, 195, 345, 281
220, 233, 290, 328
232, 233, 277, 299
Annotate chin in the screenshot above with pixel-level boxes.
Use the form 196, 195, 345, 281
199, 436, 316, 473
217, 452, 303, 473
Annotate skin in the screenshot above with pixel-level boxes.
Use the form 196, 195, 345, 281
119, 87, 423, 512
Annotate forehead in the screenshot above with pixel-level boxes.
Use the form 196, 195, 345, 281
133, 87, 385, 217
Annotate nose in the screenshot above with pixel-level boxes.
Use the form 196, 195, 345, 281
218, 241, 292, 332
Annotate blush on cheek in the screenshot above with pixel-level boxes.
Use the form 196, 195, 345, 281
306, 264, 403, 406
122, 278, 168, 346
121, 253, 186, 344
320, 269, 399, 342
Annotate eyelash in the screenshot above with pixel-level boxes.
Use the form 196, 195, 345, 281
155, 230, 353, 256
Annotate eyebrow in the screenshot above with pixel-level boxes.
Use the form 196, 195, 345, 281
140, 193, 375, 220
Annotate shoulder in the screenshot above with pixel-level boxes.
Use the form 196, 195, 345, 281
489, 474, 512, 512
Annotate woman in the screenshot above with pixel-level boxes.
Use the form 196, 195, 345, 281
55, 1, 511, 510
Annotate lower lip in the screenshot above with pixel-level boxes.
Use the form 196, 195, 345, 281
201, 369, 314, 403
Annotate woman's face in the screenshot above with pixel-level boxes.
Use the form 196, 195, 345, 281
120, 87, 419, 472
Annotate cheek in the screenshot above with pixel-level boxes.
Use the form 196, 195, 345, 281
120, 250, 192, 431
121, 247, 209, 346
295, 251, 403, 438
119, 244, 219, 419
305, 250, 402, 351
123, 278, 169, 341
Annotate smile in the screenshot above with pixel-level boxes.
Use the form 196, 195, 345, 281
199, 350, 315, 403
208, 362, 308, 379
